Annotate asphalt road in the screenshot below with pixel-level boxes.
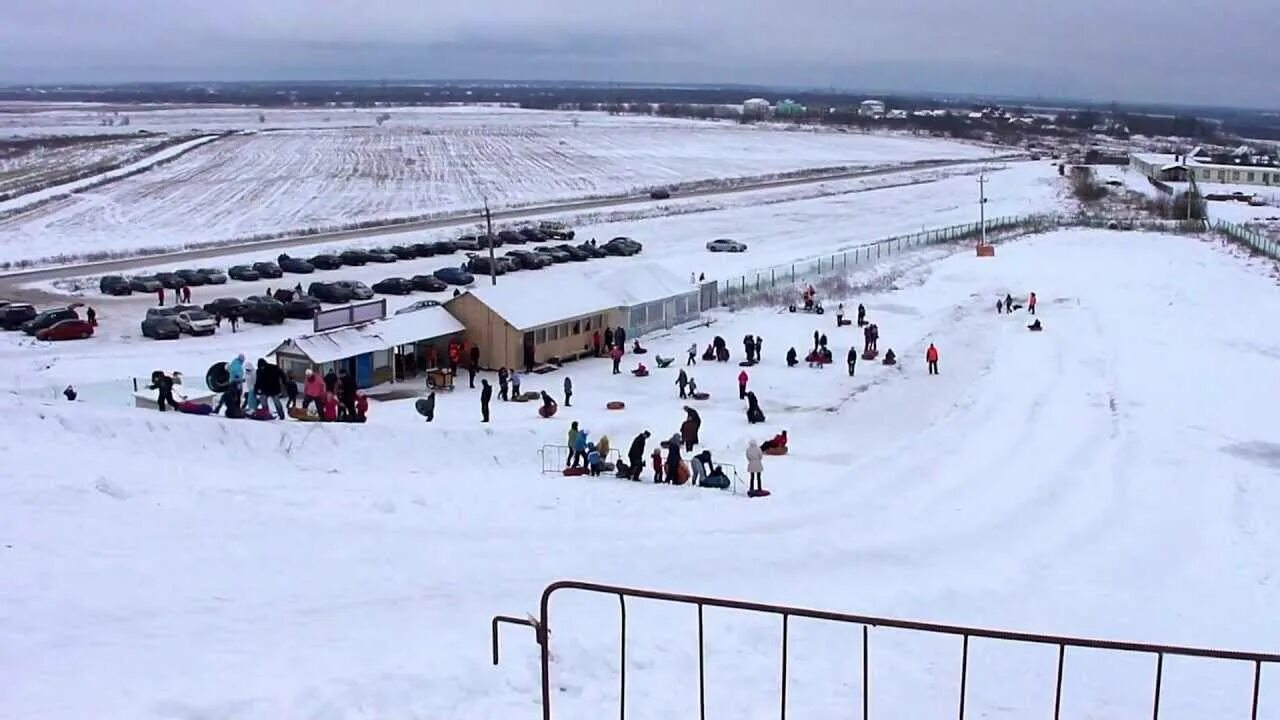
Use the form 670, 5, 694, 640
0, 154, 1020, 301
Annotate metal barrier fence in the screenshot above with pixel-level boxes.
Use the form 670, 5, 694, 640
715, 215, 1053, 306
493, 581, 1279, 720
1215, 219, 1280, 261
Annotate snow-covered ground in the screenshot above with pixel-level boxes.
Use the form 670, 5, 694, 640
4, 228, 1279, 719
0, 106, 998, 265
0, 135, 170, 197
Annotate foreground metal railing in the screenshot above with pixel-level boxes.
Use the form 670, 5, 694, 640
493, 580, 1277, 720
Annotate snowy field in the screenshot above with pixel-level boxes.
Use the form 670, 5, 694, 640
0, 134, 170, 197
0, 106, 998, 265
4, 228, 1279, 719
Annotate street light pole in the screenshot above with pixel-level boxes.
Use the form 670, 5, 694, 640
978, 173, 989, 247
484, 196, 497, 286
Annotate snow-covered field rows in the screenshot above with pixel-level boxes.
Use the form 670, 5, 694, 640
3, 229, 1279, 719
0, 106, 997, 265
0, 135, 168, 196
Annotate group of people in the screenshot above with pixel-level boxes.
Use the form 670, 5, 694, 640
591, 325, 630, 362
998, 291, 1044, 331
299, 365, 369, 422
155, 286, 192, 306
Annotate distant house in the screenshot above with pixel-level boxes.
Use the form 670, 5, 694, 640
742, 98, 771, 118
1131, 149, 1280, 187
775, 99, 806, 117
859, 99, 886, 118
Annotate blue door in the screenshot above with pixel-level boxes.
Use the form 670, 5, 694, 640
355, 353, 375, 388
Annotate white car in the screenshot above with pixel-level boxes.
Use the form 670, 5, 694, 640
706, 238, 747, 253
175, 310, 217, 336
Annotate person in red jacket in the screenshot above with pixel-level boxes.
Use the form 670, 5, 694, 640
925, 343, 940, 375
1028, 292, 1038, 315
321, 392, 339, 422
610, 345, 623, 375
302, 369, 326, 414
737, 369, 749, 399
592, 329, 602, 357
355, 393, 369, 421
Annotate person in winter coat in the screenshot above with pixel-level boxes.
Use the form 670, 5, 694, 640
813, 330, 820, 351
567, 422, 580, 467
303, 369, 325, 412
737, 369, 749, 400
156, 287, 165, 306
745, 391, 765, 424
925, 343, 940, 375
597, 435, 611, 460
592, 330, 602, 357
680, 406, 701, 452
754, 336, 762, 361
1004, 294, 1014, 314
819, 333, 828, 349
467, 362, 478, 389
498, 367, 510, 401
628, 431, 650, 482
86, 306, 97, 327
857, 304, 866, 327
324, 369, 338, 395
616, 326, 627, 349
687, 342, 698, 366
340, 371, 358, 419
743, 334, 756, 364
243, 361, 258, 415
469, 344, 481, 372
254, 359, 286, 419
1028, 292, 1037, 315
150, 372, 178, 411
321, 392, 339, 422
284, 373, 299, 409
676, 369, 690, 399
563, 376, 573, 407
745, 440, 764, 494
847, 347, 858, 376
690, 450, 708, 487
761, 430, 788, 452
786, 347, 798, 367
610, 345, 623, 375
540, 390, 557, 414
665, 433, 682, 484
510, 371, 521, 399
573, 427, 590, 466
869, 325, 879, 352
651, 447, 665, 483
355, 393, 369, 421
604, 327, 615, 350
996, 297, 1004, 314
421, 391, 436, 422
480, 379, 493, 422
586, 444, 603, 476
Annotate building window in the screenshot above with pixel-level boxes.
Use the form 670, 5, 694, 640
1232, 171, 1240, 181
548, 325, 559, 341
1247, 172, 1255, 182
572, 320, 581, 335
535, 328, 547, 344
1201, 170, 1211, 180
1218, 170, 1226, 181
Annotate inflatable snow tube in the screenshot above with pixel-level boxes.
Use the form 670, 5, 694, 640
249, 407, 275, 421
563, 467, 588, 477
674, 461, 690, 486
738, 360, 756, 367
700, 474, 731, 490
414, 399, 433, 418
177, 401, 213, 416
861, 350, 878, 361
539, 404, 558, 418
289, 407, 319, 422
690, 392, 710, 401
514, 391, 539, 403
206, 362, 231, 392
606, 401, 626, 410
747, 489, 772, 498
764, 446, 789, 456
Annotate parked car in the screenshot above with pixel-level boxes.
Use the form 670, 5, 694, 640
307, 282, 354, 304
23, 307, 79, 335
649, 188, 671, 200
129, 275, 163, 293
228, 265, 262, 282
145, 306, 181, 320
241, 296, 286, 325
477, 234, 502, 249
99, 275, 133, 296
277, 255, 315, 274
309, 254, 343, 270
198, 268, 228, 285
578, 242, 608, 259
554, 244, 590, 262
175, 310, 217, 336
409, 242, 437, 257
454, 235, 482, 252
389, 245, 418, 260
433, 267, 475, 285
466, 255, 507, 276
539, 221, 575, 240
495, 256, 520, 274
202, 297, 246, 319
497, 230, 524, 245
0, 303, 37, 330
706, 238, 748, 253
518, 227, 547, 243
339, 250, 371, 266
333, 281, 375, 301
174, 269, 208, 286
366, 249, 398, 263
505, 249, 551, 270
431, 240, 458, 254
372, 277, 414, 295
284, 295, 322, 319
602, 237, 643, 256
154, 272, 187, 290
252, 261, 283, 279
36, 319, 94, 342
534, 246, 572, 263
395, 299, 442, 315
141, 316, 181, 340
409, 275, 449, 292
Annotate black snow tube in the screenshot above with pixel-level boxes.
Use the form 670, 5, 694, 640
206, 362, 231, 392
414, 399, 433, 417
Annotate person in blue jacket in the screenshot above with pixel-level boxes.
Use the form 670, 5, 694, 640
227, 353, 245, 388
572, 428, 590, 468
586, 443, 603, 476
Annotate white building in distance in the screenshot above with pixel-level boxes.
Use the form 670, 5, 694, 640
742, 98, 771, 117
859, 99, 886, 117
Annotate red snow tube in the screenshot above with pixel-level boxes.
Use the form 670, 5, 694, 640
861, 350, 878, 361
563, 467, 588, 477
748, 489, 772, 498
764, 446, 788, 456
606, 401, 626, 410
539, 404, 558, 418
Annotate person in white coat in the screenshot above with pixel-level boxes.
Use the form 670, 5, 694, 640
745, 439, 764, 494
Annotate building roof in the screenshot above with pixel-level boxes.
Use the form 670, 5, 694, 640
269, 306, 464, 364
450, 263, 695, 331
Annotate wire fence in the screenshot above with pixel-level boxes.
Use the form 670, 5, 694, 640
715, 215, 1054, 307
1214, 219, 1280, 260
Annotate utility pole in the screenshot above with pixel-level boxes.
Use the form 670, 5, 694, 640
484, 196, 497, 286
978, 173, 989, 247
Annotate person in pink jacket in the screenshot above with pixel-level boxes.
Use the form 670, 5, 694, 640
302, 369, 326, 414
737, 369, 749, 400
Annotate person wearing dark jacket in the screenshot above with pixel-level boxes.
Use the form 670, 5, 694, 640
813, 330, 820, 351
498, 367, 510, 401
418, 391, 436, 422
786, 347, 798, 367
563, 376, 573, 407
604, 326, 615, 350
753, 336, 763, 362
665, 433, 682, 484
150, 372, 177, 412
338, 371, 357, 420
680, 406, 701, 452
255, 359, 286, 419
627, 431, 650, 481
857, 304, 866, 326
284, 373, 299, 409
324, 370, 338, 395
745, 391, 765, 424
743, 334, 755, 364
616, 326, 627, 348
847, 347, 858, 376
676, 369, 689, 399
480, 379, 493, 422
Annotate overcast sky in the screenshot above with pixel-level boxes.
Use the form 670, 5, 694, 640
2, 0, 1276, 108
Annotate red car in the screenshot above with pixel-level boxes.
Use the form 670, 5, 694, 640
36, 319, 94, 341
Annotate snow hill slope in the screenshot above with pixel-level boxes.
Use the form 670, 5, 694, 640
2, 229, 1279, 719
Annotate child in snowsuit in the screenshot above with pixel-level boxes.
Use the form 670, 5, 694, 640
651, 448, 664, 483
737, 370, 749, 400
676, 369, 689, 399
